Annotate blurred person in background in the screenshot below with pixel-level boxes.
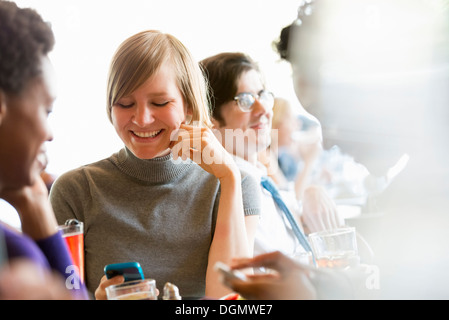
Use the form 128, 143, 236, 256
228, 0, 449, 299
201, 52, 343, 260
267, 97, 322, 188
263, 97, 336, 234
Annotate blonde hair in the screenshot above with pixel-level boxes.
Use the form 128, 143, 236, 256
271, 97, 292, 130
106, 30, 212, 128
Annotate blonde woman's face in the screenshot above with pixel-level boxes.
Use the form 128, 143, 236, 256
111, 61, 188, 159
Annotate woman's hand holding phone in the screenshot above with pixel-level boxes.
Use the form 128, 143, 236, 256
95, 274, 125, 300
95, 262, 144, 300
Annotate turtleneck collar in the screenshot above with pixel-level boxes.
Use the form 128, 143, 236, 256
110, 147, 193, 183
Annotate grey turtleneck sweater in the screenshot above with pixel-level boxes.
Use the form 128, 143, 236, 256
49, 148, 261, 299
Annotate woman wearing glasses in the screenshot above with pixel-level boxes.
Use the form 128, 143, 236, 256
50, 31, 260, 299
201, 52, 341, 258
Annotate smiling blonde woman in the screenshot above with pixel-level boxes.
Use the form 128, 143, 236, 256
50, 30, 260, 299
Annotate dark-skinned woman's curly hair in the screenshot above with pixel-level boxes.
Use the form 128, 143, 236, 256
0, 0, 54, 94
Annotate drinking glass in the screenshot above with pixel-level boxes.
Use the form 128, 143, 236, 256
290, 249, 313, 266
59, 220, 84, 283
106, 279, 158, 300
308, 227, 359, 268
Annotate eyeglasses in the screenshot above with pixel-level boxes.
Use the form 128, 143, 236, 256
233, 90, 274, 112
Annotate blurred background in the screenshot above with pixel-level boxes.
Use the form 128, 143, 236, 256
285, 0, 449, 299
1, 0, 448, 299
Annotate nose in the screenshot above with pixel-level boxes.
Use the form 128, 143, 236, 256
251, 99, 272, 119
46, 128, 54, 142
132, 103, 154, 127
45, 118, 54, 142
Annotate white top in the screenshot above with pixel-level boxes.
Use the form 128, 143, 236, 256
233, 156, 306, 256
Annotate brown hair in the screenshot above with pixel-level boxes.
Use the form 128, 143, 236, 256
200, 52, 262, 126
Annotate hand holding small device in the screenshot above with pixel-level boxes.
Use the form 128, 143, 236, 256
214, 261, 247, 282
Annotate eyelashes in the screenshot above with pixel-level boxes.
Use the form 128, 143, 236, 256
117, 103, 134, 108
153, 102, 169, 107
115, 101, 170, 108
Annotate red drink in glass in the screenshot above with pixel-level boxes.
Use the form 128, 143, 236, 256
59, 221, 85, 283
63, 231, 84, 283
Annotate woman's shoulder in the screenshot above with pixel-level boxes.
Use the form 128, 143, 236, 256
239, 167, 261, 188
51, 155, 116, 192
239, 168, 262, 216
58, 153, 118, 177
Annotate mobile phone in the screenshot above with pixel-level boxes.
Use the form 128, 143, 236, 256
104, 262, 144, 282
214, 261, 247, 282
